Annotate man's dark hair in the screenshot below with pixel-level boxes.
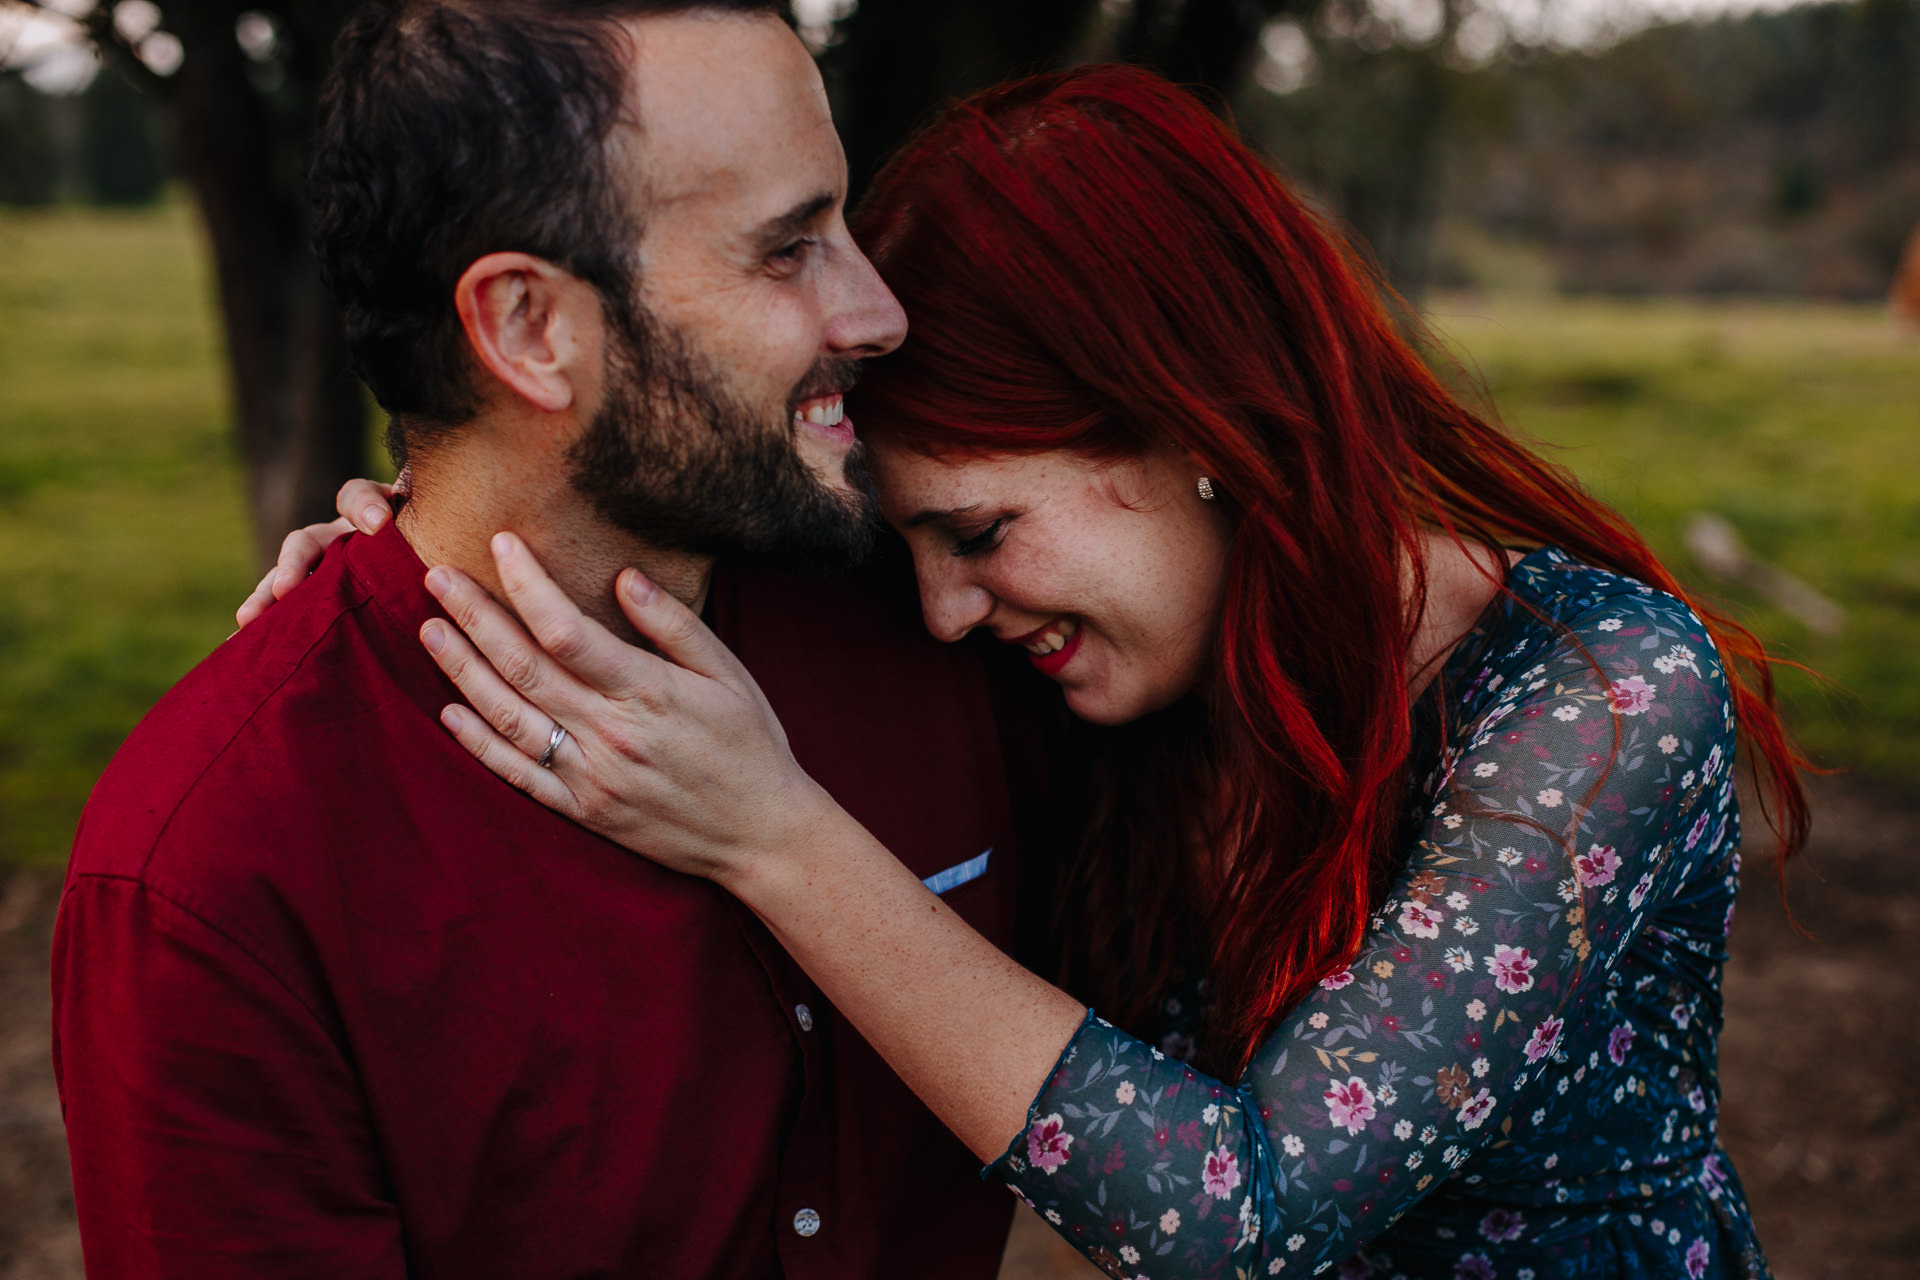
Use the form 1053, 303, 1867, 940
309, 0, 783, 464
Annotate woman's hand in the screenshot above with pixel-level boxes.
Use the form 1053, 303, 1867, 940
234, 477, 405, 627
420, 533, 835, 884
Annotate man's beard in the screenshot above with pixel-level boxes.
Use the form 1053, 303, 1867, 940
565, 296, 880, 574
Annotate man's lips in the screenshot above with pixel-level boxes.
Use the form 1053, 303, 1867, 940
793, 392, 851, 441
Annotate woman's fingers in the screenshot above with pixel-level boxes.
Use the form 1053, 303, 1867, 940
235, 516, 356, 628
235, 565, 282, 629
428, 568, 599, 736
488, 533, 677, 700
438, 702, 580, 814
421, 609, 578, 762
615, 566, 745, 684
275, 518, 355, 598
335, 478, 398, 535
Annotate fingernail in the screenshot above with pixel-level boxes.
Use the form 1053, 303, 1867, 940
363, 504, 388, 531
422, 620, 446, 654
491, 532, 515, 561
441, 705, 465, 732
624, 571, 658, 607
425, 567, 452, 598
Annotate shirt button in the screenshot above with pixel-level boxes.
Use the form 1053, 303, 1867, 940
795, 1003, 814, 1032
792, 1207, 821, 1237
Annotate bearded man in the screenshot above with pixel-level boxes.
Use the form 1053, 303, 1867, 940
51, 3, 1024, 1276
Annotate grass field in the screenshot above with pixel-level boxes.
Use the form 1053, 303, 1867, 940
0, 204, 1915, 867
1427, 295, 1920, 786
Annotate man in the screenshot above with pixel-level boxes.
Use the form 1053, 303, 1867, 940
52, 3, 1026, 1275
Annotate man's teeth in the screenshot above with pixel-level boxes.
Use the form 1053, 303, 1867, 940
797, 397, 845, 427
1024, 617, 1080, 655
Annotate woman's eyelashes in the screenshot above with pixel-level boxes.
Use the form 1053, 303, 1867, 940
950, 516, 1012, 558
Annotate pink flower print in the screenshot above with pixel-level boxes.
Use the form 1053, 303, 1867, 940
1574, 844, 1620, 887
1453, 1252, 1495, 1280
1478, 1207, 1526, 1242
1026, 1114, 1074, 1175
1398, 901, 1444, 939
1320, 969, 1355, 991
1457, 1087, 1496, 1130
1607, 674, 1657, 716
1486, 944, 1537, 993
1608, 1023, 1635, 1066
1685, 1238, 1711, 1277
1523, 1016, 1564, 1064
1628, 872, 1656, 909
1324, 1076, 1378, 1135
1202, 1145, 1242, 1199
1685, 811, 1711, 851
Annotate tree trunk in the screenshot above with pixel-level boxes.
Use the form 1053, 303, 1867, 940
159, 1, 366, 567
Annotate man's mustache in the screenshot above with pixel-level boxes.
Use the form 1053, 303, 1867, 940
788, 356, 865, 416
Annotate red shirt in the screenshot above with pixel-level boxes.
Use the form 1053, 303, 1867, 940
52, 521, 1020, 1279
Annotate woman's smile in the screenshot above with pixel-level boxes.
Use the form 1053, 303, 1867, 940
870, 440, 1231, 725
1007, 615, 1083, 674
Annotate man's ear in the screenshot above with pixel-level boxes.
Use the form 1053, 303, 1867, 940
453, 253, 600, 415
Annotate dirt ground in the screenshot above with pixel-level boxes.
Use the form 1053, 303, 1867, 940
2, 775, 1914, 1279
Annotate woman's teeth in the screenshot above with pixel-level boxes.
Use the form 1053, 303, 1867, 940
795, 396, 845, 427
1023, 617, 1079, 655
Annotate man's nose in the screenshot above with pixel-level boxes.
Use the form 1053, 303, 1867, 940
824, 242, 908, 358
917, 561, 994, 645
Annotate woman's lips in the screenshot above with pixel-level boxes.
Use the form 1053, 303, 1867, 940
1008, 616, 1083, 677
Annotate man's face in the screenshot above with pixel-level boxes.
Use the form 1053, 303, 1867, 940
570, 12, 907, 570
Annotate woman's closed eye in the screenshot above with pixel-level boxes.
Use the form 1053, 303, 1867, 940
950, 516, 1011, 558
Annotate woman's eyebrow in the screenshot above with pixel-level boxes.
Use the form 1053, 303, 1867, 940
903, 503, 980, 529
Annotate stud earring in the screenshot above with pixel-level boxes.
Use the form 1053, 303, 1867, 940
1196, 476, 1217, 502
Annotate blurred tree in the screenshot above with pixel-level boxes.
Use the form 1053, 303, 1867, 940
823, 0, 1297, 201
0, 70, 61, 203
20, 0, 366, 564
80, 62, 165, 203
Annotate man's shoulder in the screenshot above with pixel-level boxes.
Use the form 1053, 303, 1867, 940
70, 535, 406, 886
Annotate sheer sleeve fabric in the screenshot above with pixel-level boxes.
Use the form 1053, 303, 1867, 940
987, 583, 1738, 1278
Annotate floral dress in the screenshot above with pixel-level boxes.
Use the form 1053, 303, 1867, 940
989, 548, 1771, 1279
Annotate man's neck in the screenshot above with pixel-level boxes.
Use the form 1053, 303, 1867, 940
394, 445, 713, 642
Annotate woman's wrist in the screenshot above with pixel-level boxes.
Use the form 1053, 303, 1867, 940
709, 775, 867, 901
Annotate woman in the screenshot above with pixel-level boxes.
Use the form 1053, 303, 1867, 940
266, 66, 1801, 1278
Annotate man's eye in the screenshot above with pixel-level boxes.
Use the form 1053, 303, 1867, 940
769, 237, 818, 267
951, 517, 1010, 558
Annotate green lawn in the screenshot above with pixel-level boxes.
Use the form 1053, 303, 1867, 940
1426, 295, 1920, 785
0, 206, 1914, 867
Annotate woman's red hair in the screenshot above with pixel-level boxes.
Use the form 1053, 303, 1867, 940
850, 65, 1809, 1078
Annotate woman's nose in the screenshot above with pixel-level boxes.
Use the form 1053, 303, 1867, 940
917, 562, 995, 645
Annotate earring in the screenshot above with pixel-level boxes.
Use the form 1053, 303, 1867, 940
1196, 476, 1217, 501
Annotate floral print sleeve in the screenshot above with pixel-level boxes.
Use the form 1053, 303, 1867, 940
989, 550, 1768, 1280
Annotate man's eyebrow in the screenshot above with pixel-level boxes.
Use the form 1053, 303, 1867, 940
903, 503, 979, 529
748, 191, 837, 249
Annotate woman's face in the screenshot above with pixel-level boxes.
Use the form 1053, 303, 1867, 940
869, 438, 1233, 725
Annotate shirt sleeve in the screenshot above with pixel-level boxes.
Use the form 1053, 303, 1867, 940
986, 590, 1736, 1277
52, 874, 407, 1278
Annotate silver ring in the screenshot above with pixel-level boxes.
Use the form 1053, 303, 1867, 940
536, 724, 569, 769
